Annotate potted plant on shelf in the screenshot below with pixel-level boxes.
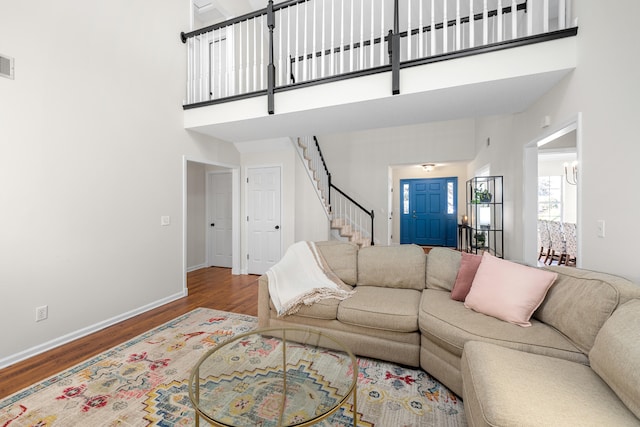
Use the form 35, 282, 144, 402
474, 232, 486, 248
472, 184, 492, 204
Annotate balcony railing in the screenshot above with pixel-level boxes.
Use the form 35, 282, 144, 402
181, 0, 575, 111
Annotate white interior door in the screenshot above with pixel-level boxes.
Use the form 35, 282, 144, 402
207, 172, 233, 268
247, 166, 281, 275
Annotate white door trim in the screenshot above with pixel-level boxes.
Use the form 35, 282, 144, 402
183, 156, 241, 295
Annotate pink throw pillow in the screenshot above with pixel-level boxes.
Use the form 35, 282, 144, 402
464, 252, 558, 327
451, 252, 483, 301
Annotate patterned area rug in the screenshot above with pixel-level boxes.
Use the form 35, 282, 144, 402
0, 308, 466, 426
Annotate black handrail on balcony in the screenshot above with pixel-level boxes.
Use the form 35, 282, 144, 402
180, 0, 579, 119
312, 136, 375, 245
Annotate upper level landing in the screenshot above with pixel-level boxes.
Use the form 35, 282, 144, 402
182, 0, 577, 142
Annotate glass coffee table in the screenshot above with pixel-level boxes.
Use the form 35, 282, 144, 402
189, 327, 358, 426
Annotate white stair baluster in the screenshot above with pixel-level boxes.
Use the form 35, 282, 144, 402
443, 0, 448, 53
407, 0, 412, 61
312, 0, 317, 79
331, 0, 335, 75
187, 37, 193, 103
253, 17, 257, 92
199, 34, 205, 101
246, 21, 250, 92
295, 4, 299, 82
419, 0, 423, 58
455, 0, 461, 51
303, 2, 308, 81
238, 24, 243, 94
469, 0, 475, 48
482, 0, 488, 46
321, 0, 326, 77
497, 0, 503, 42
527, 0, 533, 36
511, 0, 517, 39
431, 0, 436, 56
543, 0, 549, 33
380, 0, 385, 64
350, 0, 354, 72
359, 0, 364, 70
559, 0, 566, 30
370, 0, 374, 67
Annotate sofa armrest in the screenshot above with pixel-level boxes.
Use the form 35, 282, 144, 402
257, 274, 271, 328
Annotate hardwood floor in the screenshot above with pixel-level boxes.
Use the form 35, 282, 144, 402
0, 267, 259, 399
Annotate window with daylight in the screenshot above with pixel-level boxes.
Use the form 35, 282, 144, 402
447, 182, 454, 214
538, 176, 562, 221
403, 183, 410, 215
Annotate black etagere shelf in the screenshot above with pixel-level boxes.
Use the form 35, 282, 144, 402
464, 176, 504, 258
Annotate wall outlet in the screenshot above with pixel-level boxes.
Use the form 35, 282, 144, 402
161, 216, 171, 226
36, 305, 48, 322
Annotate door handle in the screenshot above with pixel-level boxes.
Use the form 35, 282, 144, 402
210, 223, 215, 227
275, 225, 280, 230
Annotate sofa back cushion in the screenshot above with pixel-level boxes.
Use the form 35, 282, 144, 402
534, 266, 640, 354
357, 244, 426, 290
315, 241, 359, 285
425, 247, 461, 291
589, 299, 640, 419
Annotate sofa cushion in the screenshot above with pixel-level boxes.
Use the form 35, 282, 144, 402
535, 266, 640, 353
337, 286, 421, 333
425, 247, 461, 291
315, 241, 359, 285
419, 289, 587, 364
464, 253, 557, 327
461, 341, 640, 427
357, 244, 426, 290
590, 299, 640, 419
451, 252, 482, 301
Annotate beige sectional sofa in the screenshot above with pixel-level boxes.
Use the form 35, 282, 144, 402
258, 241, 640, 425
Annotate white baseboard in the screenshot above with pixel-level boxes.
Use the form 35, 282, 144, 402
186, 263, 207, 273
0, 290, 187, 370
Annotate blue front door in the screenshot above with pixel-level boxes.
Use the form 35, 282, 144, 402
400, 178, 457, 247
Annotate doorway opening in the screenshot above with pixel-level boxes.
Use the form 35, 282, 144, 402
183, 157, 240, 293
523, 115, 581, 267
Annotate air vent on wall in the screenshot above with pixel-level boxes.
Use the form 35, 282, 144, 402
0, 54, 14, 80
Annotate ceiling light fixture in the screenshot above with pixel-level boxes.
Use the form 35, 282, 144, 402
422, 163, 435, 172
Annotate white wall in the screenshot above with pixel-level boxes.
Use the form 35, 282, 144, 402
187, 162, 206, 270
0, 0, 240, 366
467, 115, 519, 257
319, 120, 475, 245
507, 0, 640, 282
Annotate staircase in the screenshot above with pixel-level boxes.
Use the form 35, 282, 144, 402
295, 136, 373, 247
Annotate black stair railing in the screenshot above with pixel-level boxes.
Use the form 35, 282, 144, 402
311, 136, 375, 245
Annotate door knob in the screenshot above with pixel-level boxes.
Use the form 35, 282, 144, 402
275, 225, 280, 230
210, 223, 215, 227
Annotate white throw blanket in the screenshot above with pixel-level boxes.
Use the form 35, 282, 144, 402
267, 241, 355, 316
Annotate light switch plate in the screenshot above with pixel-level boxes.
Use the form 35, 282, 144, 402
161, 216, 171, 226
